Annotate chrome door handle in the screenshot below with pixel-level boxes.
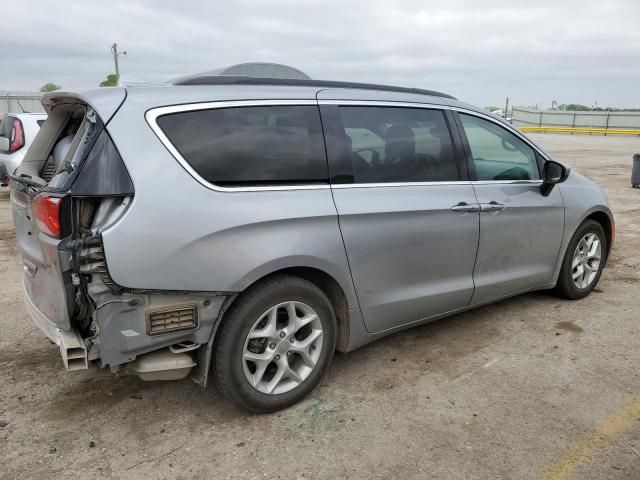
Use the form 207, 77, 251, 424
480, 201, 505, 212
451, 202, 480, 213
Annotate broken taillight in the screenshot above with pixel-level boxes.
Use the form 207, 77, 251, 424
32, 194, 62, 238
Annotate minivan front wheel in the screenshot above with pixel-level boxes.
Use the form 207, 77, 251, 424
214, 274, 336, 412
554, 219, 607, 299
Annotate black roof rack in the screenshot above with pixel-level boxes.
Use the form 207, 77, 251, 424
172, 76, 456, 100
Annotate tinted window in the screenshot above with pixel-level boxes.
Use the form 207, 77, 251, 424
337, 107, 458, 183
157, 106, 328, 186
459, 114, 539, 181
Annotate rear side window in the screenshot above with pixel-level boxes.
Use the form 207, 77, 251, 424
337, 106, 459, 183
156, 105, 328, 187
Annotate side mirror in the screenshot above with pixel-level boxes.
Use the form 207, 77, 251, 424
0, 136, 9, 152
541, 160, 570, 196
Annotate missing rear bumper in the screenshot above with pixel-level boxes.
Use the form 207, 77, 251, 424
23, 285, 88, 371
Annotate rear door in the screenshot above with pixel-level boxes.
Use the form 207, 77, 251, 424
454, 111, 565, 304
320, 101, 480, 333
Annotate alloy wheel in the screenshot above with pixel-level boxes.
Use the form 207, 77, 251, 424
571, 232, 602, 289
242, 301, 323, 395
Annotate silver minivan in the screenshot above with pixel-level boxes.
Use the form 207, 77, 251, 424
10, 77, 614, 412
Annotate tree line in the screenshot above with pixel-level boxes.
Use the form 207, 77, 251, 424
39, 74, 117, 93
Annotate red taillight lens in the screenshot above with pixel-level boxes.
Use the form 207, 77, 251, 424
32, 194, 62, 238
10, 119, 25, 151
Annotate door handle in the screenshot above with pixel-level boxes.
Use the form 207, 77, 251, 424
480, 201, 505, 212
451, 202, 480, 213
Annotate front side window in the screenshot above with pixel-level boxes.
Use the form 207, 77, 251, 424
156, 105, 328, 187
459, 114, 539, 181
337, 106, 459, 183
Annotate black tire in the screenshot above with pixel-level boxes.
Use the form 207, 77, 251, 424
213, 274, 336, 413
554, 219, 607, 300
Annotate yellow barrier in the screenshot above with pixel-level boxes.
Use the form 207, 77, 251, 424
521, 126, 640, 136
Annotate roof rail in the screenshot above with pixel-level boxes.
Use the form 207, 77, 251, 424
171, 76, 456, 100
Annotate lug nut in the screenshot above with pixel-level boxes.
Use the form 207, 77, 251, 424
311, 345, 317, 350
269, 343, 276, 349
275, 355, 280, 360
279, 331, 286, 338
289, 337, 295, 343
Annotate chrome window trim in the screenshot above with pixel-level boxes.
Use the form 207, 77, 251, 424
331, 181, 471, 189
331, 179, 542, 189
145, 99, 330, 193
317, 99, 449, 110
145, 99, 551, 193
471, 179, 543, 186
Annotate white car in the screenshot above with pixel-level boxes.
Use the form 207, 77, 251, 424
0, 113, 47, 185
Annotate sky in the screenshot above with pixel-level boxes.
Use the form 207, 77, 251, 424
2, 0, 639, 108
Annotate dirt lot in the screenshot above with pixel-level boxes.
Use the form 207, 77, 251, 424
1, 133, 639, 480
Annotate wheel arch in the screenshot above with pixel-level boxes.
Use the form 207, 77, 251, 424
194, 261, 358, 388
551, 205, 614, 287
584, 209, 614, 260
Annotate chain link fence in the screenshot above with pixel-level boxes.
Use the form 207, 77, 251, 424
512, 107, 640, 133
0, 92, 45, 116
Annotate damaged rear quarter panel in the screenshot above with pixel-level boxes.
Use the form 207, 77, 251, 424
89, 283, 227, 366
98, 90, 358, 309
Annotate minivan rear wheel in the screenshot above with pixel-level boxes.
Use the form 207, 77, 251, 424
213, 274, 336, 412
554, 219, 607, 299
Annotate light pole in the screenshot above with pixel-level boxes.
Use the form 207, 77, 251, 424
110, 43, 127, 83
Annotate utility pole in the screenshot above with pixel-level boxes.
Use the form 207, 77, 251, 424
110, 43, 127, 83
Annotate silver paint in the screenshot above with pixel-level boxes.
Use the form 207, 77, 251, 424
13, 83, 614, 372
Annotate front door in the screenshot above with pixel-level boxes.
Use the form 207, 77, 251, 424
321, 102, 480, 333
455, 112, 565, 304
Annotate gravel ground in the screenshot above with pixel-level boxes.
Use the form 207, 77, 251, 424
1, 133, 639, 480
